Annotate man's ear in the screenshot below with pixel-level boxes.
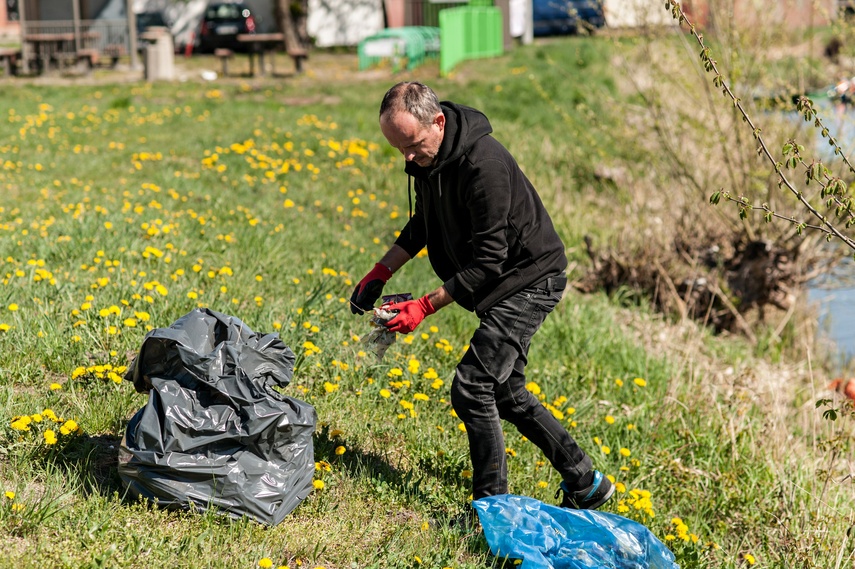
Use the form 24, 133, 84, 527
434, 113, 445, 131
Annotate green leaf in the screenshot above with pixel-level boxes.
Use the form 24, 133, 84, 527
710, 191, 721, 205
782, 143, 793, 155
823, 408, 838, 421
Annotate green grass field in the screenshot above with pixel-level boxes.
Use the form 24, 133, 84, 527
0, 34, 853, 568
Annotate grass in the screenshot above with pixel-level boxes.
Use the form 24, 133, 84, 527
0, 33, 853, 568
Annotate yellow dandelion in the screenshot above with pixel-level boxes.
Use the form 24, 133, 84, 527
259, 558, 273, 569
335, 446, 346, 455
312, 479, 325, 490
633, 377, 647, 387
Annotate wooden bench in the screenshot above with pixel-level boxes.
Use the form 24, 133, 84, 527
76, 48, 100, 69
0, 47, 21, 76
214, 48, 233, 76
103, 44, 126, 67
287, 47, 308, 74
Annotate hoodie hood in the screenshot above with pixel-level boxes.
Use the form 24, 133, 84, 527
404, 102, 493, 178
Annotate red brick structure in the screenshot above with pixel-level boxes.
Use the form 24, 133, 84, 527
682, 0, 836, 30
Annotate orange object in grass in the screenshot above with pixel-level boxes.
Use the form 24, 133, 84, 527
829, 378, 855, 401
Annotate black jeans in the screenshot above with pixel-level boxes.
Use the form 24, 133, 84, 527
450, 277, 592, 499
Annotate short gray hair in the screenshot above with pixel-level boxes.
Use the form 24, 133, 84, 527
379, 82, 442, 126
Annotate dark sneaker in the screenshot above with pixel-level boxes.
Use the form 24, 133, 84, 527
555, 471, 615, 510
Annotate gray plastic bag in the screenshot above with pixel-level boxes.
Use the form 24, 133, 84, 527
118, 308, 316, 525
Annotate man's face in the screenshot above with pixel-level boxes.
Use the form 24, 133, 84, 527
380, 111, 445, 168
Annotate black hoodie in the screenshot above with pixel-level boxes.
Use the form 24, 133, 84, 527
394, 102, 567, 315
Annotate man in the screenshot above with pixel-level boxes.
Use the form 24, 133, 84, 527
350, 82, 613, 514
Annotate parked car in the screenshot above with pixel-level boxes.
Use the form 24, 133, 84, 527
197, 2, 256, 53
532, 0, 605, 36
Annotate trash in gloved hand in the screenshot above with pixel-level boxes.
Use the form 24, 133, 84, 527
361, 292, 411, 361
363, 306, 399, 361
118, 308, 316, 526
473, 494, 679, 569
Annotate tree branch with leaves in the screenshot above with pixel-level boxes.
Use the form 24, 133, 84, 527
666, 0, 855, 254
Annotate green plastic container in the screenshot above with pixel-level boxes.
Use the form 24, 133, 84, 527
439, 6, 502, 76
357, 26, 441, 71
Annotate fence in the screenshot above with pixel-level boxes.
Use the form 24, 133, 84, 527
22, 19, 129, 52
405, 0, 469, 26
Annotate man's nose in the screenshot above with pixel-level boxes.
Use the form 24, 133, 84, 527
403, 150, 416, 161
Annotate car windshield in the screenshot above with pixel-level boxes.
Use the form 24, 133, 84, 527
206, 4, 245, 20
137, 13, 167, 28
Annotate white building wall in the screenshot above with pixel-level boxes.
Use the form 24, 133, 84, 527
603, 0, 676, 27
308, 0, 384, 47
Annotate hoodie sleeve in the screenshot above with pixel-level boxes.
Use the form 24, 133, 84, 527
393, 178, 427, 258
443, 158, 511, 299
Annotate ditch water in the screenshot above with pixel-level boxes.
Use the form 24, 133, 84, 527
795, 100, 855, 369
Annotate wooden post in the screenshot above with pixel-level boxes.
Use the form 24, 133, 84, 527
19, 0, 29, 74
72, 0, 82, 53
127, 0, 139, 69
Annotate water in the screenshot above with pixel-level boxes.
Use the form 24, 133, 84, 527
786, 100, 855, 369
808, 281, 855, 368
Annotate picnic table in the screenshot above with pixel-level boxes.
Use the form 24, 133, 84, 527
236, 33, 307, 76
23, 31, 101, 73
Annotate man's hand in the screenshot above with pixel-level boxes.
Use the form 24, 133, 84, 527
384, 295, 436, 334
350, 263, 393, 315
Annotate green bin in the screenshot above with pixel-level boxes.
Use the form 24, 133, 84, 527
439, 6, 502, 76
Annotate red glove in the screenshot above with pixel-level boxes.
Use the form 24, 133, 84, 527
384, 295, 436, 334
350, 263, 393, 315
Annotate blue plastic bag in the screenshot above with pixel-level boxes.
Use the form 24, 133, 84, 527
472, 494, 679, 569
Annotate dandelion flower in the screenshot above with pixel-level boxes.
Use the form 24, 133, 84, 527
335, 446, 346, 455
312, 479, 325, 490
49, 383, 62, 391
44, 429, 57, 445
633, 377, 647, 387
8, 303, 18, 311
744, 553, 756, 565
5, 491, 15, 500
259, 558, 273, 569
620, 448, 631, 457
605, 415, 615, 424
